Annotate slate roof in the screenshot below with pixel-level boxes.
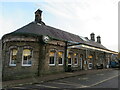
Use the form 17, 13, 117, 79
3, 22, 107, 50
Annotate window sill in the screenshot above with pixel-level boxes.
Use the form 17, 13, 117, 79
49, 64, 55, 66
22, 64, 32, 67
9, 64, 16, 66
74, 64, 78, 65
58, 64, 63, 66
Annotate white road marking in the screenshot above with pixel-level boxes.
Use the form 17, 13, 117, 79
58, 80, 87, 87
83, 74, 120, 88
35, 84, 59, 88
50, 81, 83, 87
13, 86, 26, 89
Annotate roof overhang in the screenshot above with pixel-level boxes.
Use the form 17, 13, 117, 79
68, 44, 118, 54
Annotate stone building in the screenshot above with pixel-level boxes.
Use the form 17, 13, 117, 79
1, 9, 118, 81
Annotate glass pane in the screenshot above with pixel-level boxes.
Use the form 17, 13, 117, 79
49, 51, 54, 56
58, 52, 63, 57
12, 49, 17, 55
24, 56, 28, 60
28, 60, 32, 64
50, 56, 54, 64
74, 58, 77, 64
68, 58, 71, 64
10, 49, 17, 65
23, 60, 27, 64
12, 55, 17, 60
58, 57, 62, 64
22, 49, 32, 65
23, 49, 31, 56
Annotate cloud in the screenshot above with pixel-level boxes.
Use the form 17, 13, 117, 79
0, 0, 118, 51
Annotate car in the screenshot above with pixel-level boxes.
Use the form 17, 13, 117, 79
109, 61, 120, 68
96, 64, 103, 69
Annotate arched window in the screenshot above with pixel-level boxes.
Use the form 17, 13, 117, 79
22, 48, 32, 66
9, 48, 18, 66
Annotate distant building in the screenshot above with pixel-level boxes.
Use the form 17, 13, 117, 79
1, 9, 118, 81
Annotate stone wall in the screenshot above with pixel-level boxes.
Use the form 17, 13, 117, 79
2, 35, 112, 81
38, 43, 65, 75
2, 39, 40, 80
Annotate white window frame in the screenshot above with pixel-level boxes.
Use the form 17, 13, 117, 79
9, 48, 18, 66
22, 48, 33, 67
58, 50, 64, 66
49, 50, 56, 66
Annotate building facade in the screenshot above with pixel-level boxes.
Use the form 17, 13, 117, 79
1, 9, 118, 81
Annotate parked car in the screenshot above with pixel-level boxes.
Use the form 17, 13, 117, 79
109, 61, 120, 68
96, 64, 103, 69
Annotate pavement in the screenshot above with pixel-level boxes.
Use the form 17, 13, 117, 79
2, 68, 113, 89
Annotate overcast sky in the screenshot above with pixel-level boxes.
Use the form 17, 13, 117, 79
0, 0, 119, 52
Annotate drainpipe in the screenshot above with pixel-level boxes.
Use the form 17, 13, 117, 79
64, 41, 68, 72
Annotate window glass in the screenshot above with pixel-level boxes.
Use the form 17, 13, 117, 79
10, 49, 17, 66
74, 53, 78, 65
22, 49, 32, 66
49, 51, 55, 65
68, 54, 72, 65
74, 58, 77, 64
68, 58, 72, 64
58, 51, 63, 65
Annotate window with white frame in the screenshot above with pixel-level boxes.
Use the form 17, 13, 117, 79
58, 51, 64, 65
49, 50, 56, 66
9, 49, 17, 66
74, 53, 78, 65
22, 49, 32, 66
68, 53, 72, 65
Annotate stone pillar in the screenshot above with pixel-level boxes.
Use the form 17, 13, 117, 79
38, 43, 46, 76
64, 41, 68, 72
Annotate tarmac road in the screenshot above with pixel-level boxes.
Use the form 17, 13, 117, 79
8, 69, 120, 90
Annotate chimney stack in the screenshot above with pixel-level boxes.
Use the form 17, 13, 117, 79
35, 9, 42, 23
97, 36, 101, 44
90, 33, 95, 41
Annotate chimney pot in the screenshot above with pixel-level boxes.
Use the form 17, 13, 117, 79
97, 35, 101, 44
90, 33, 95, 41
35, 9, 42, 23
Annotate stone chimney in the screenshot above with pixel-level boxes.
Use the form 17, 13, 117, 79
35, 9, 42, 23
97, 36, 101, 44
90, 33, 95, 41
